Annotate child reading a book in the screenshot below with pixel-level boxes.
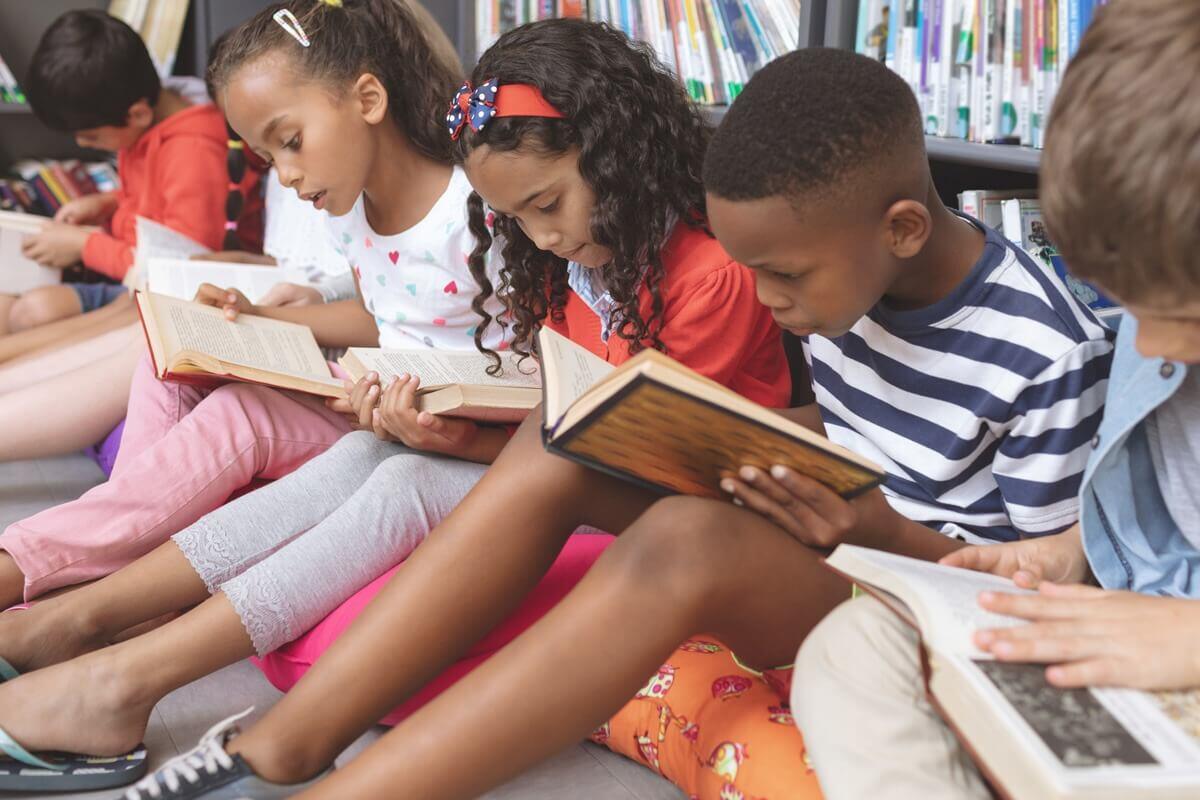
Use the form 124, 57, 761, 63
0, 17, 791, 796
793, 3, 1200, 798
0, 10, 261, 335
49, 29, 1115, 800
0, 0, 491, 621
0, 162, 353, 465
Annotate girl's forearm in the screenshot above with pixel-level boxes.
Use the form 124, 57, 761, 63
252, 300, 380, 349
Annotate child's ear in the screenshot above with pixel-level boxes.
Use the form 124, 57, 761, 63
882, 199, 933, 259
125, 99, 154, 130
353, 73, 389, 125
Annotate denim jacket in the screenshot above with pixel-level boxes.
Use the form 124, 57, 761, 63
1080, 315, 1197, 596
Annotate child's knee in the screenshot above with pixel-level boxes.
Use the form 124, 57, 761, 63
7, 287, 80, 332
610, 496, 740, 602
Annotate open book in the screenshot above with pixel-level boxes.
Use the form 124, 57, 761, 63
827, 545, 1200, 800
146, 257, 309, 304
536, 327, 884, 499
0, 209, 59, 294
339, 347, 541, 423
135, 291, 343, 398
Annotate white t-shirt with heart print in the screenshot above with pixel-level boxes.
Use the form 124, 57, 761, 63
326, 167, 509, 352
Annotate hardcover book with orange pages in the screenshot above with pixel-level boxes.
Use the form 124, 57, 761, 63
825, 544, 1200, 800
536, 326, 885, 499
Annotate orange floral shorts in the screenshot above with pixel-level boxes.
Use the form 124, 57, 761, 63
592, 636, 822, 800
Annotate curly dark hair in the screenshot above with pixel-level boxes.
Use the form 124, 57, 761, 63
206, 0, 461, 165
451, 18, 712, 364
705, 47, 924, 207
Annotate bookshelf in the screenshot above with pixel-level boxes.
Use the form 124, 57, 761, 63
454, 1, 1040, 197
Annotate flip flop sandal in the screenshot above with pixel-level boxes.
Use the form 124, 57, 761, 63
0, 725, 149, 793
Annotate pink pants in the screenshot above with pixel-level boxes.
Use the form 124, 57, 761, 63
0, 355, 350, 601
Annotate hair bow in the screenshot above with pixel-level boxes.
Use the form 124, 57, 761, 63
445, 79, 500, 140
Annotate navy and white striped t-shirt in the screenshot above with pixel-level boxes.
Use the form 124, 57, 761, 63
803, 216, 1115, 543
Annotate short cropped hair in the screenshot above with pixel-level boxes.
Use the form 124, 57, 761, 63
1042, 0, 1200, 305
26, 10, 161, 131
704, 47, 925, 206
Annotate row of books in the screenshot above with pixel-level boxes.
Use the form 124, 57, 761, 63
856, 0, 1109, 149
960, 187, 1117, 317
475, 0, 801, 105
0, 160, 120, 217
0, 49, 25, 105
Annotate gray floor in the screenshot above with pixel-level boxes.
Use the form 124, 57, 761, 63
0, 455, 684, 800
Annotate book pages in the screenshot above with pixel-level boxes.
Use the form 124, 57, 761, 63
344, 347, 540, 390
537, 327, 615, 425
145, 293, 333, 383
147, 257, 308, 305
126, 216, 210, 290
829, 545, 1032, 656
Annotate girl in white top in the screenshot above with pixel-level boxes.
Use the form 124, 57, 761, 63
0, 2, 521, 771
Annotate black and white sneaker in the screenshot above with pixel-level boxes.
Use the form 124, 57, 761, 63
121, 709, 331, 799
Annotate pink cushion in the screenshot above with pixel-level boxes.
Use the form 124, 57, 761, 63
253, 533, 614, 726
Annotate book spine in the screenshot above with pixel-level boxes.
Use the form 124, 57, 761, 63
48, 162, 84, 199
886, 0, 900, 71
29, 174, 61, 214
1000, 0, 1017, 139
65, 160, 100, 196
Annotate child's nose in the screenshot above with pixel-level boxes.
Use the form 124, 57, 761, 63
526, 223, 562, 253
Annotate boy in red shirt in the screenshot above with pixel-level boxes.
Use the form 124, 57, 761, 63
1, 10, 258, 335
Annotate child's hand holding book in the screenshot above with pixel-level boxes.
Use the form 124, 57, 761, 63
721, 466, 955, 559
192, 282, 256, 321
971, 583, 1200, 692
939, 524, 1092, 590
20, 220, 94, 268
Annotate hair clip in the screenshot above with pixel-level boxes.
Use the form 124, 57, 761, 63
273, 9, 311, 48
318, 0, 344, 6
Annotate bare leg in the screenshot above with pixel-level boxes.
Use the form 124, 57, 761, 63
0, 594, 252, 756
5, 285, 85, 333
0, 553, 22, 610
227, 414, 660, 782
0, 295, 14, 335
0, 322, 139, 393
0, 293, 132, 364
0, 540, 208, 671
297, 498, 849, 799
0, 331, 139, 461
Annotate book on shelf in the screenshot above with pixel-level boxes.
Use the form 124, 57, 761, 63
536, 326, 885, 499
338, 347, 542, 423
0, 210, 60, 294
474, 0, 798, 106
134, 291, 345, 398
866, 0, 1109, 150
7, 159, 116, 216
999, 197, 1118, 318
825, 544, 1200, 800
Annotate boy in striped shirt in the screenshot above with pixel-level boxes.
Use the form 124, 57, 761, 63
706, 47, 1113, 559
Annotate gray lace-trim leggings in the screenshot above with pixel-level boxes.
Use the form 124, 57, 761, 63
173, 431, 486, 654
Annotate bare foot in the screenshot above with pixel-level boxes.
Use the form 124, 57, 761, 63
0, 599, 107, 672
0, 649, 151, 756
